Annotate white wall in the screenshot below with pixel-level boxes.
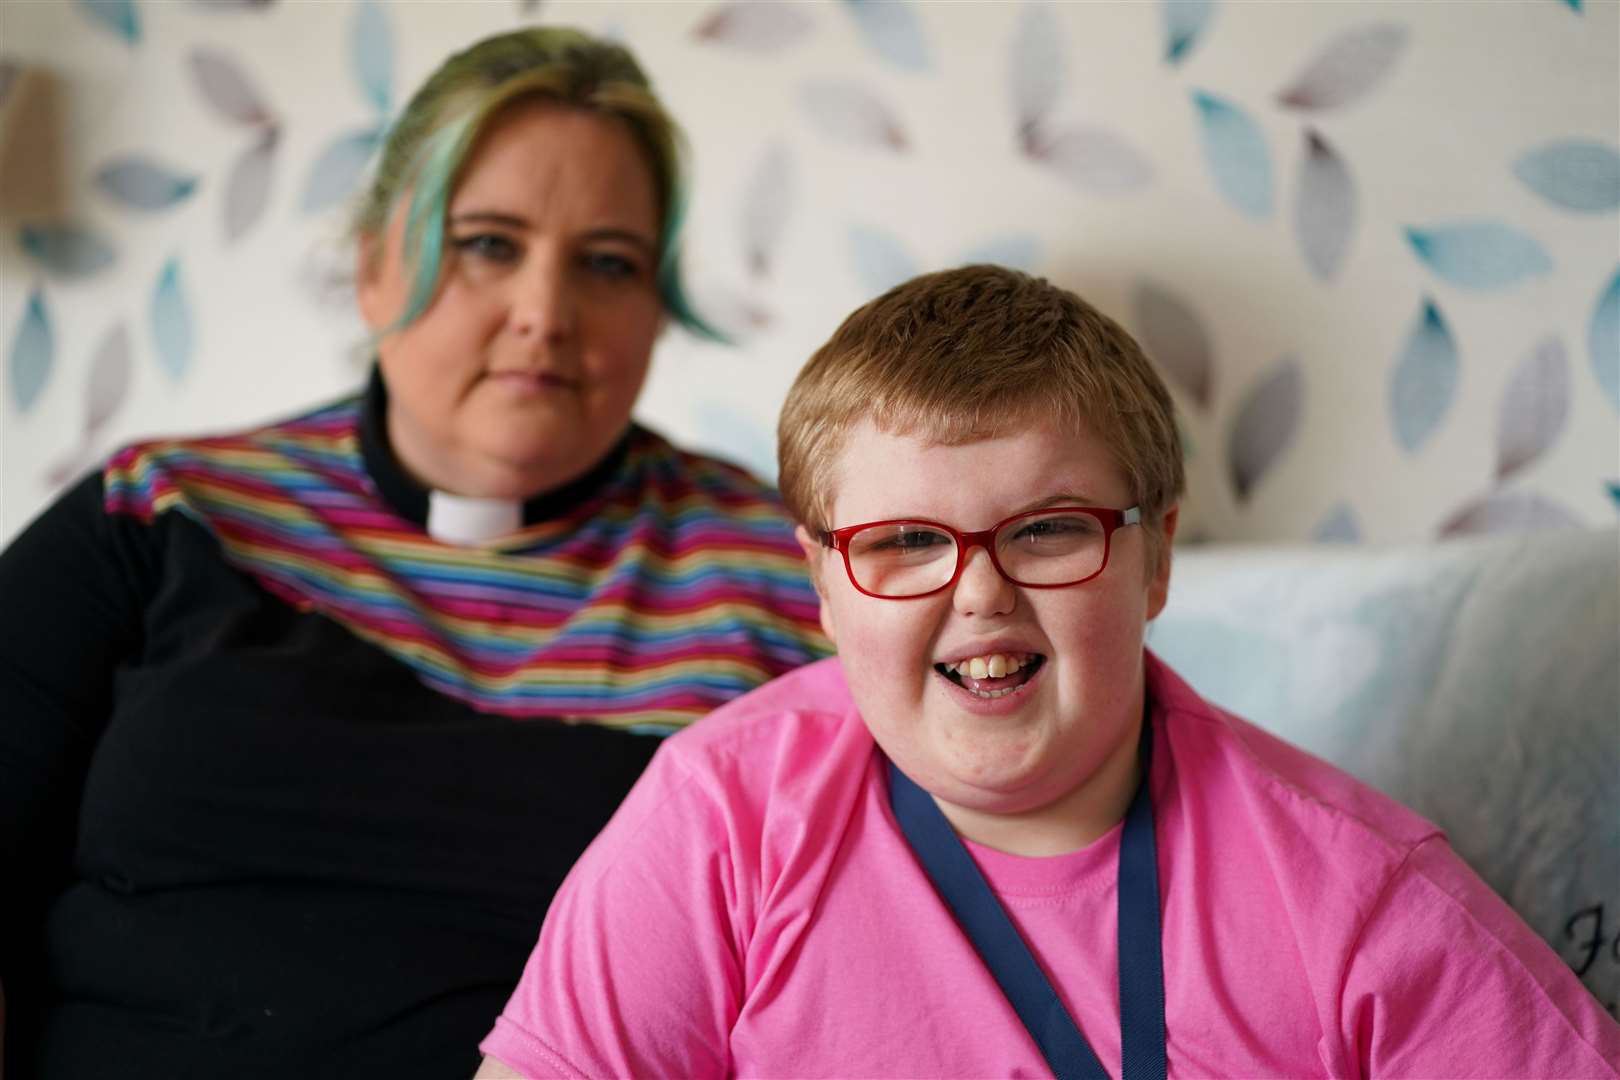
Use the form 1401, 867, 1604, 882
2, 0, 1617, 545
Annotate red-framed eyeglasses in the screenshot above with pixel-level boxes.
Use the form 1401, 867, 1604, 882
818, 505, 1142, 600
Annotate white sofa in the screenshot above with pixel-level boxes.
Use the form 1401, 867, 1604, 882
1150, 528, 1619, 1016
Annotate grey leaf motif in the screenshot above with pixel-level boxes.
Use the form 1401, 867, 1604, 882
693, 2, 814, 52
1495, 337, 1569, 482
189, 48, 272, 127
86, 322, 132, 436
1028, 126, 1153, 197
1439, 491, 1580, 537
1227, 357, 1303, 502
1133, 282, 1214, 409
694, 283, 774, 343
801, 80, 908, 152
1009, 2, 1063, 134
1277, 23, 1408, 111
0, 60, 20, 107
1293, 129, 1356, 281
225, 128, 278, 242
741, 143, 795, 279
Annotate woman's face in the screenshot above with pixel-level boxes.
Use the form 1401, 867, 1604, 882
357, 103, 664, 499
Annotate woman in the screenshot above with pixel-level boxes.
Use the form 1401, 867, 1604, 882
480, 265, 1620, 1078
0, 28, 828, 1078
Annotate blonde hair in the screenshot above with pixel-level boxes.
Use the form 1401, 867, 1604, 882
777, 264, 1184, 556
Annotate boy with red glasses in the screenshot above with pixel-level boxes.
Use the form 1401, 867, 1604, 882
479, 266, 1617, 1078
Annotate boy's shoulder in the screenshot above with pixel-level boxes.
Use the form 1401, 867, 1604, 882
653, 657, 871, 799
1149, 651, 1441, 862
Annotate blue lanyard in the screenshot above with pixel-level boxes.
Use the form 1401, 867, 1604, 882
888, 719, 1167, 1080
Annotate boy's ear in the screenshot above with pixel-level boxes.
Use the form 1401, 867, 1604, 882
794, 525, 837, 645
1145, 504, 1179, 621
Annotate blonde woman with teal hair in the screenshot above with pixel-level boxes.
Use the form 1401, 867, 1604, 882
0, 27, 828, 1077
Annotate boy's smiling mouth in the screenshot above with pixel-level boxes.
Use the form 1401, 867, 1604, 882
935, 652, 1046, 700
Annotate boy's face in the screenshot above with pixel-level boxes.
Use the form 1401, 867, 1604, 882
797, 417, 1174, 836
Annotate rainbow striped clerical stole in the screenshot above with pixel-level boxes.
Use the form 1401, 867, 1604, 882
103, 391, 830, 731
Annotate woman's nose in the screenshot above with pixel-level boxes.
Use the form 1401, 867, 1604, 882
952, 544, 1016, 618
508, 258, 575, 341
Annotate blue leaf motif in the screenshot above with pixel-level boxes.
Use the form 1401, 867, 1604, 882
8, 288, 53, 412
1559, 0, 1582, 11
302, 126, 384, 212
848, 223, 918, 298
1512, 139, 1620, 214
1311, 503, 1361, 542
77, 0, 139, 43
1590, 268, 1619, 411
1010, 2, 1064, 134
19, 224, 118, 279
1162, 0, 1216, 65
1607, 480, 1619, 508
94, 155, 199, 211
151, 259, 194, 381
843, 0, 930, 71
352, 0, 394, 116
959, 233, 1041, 273
1389, 298, 1458, 453
1192, 91, 1272, 218
1293, 129, 1356, 281
1405, 222, 1553, 290
1227, 356, 1303, 501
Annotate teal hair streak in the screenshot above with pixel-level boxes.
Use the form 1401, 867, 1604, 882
657, 186, 729, 344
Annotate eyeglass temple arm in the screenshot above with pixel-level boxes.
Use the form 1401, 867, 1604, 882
1123, 507, 1141, 526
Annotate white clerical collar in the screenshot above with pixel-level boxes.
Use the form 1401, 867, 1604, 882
425, 490, 523, 545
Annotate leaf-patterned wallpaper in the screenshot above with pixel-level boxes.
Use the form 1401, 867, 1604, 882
2, 0, 1617, 545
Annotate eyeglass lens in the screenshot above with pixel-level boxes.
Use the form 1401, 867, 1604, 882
844, 510, 1109, 597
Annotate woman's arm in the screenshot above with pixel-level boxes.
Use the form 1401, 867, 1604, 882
472, 1056, 521, 1079
0, 471, 149, 1062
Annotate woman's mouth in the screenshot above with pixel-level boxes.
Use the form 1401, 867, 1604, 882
934, 652, 1045, 700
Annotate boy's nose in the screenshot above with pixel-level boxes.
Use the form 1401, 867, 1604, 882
952, 545, 1016, 618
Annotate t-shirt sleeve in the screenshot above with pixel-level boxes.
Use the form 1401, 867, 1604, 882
480, 743, 747, 1079
1339, 836, 1620, 1078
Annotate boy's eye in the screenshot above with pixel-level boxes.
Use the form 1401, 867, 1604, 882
860, 526, 953, 556
452, 233, 520, 263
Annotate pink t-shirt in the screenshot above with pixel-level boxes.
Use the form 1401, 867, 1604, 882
483, 654, 1620, 1078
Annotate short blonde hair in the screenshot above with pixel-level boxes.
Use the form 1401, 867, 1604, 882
777, 265, 1184, 555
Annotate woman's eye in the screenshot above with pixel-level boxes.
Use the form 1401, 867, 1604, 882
452, 234, 520, 263
580, 251, 641, 279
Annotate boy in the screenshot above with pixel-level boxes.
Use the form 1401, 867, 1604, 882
478, 266, 1619, 1078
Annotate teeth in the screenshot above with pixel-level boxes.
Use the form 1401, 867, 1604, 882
945, 652, 1031, 678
